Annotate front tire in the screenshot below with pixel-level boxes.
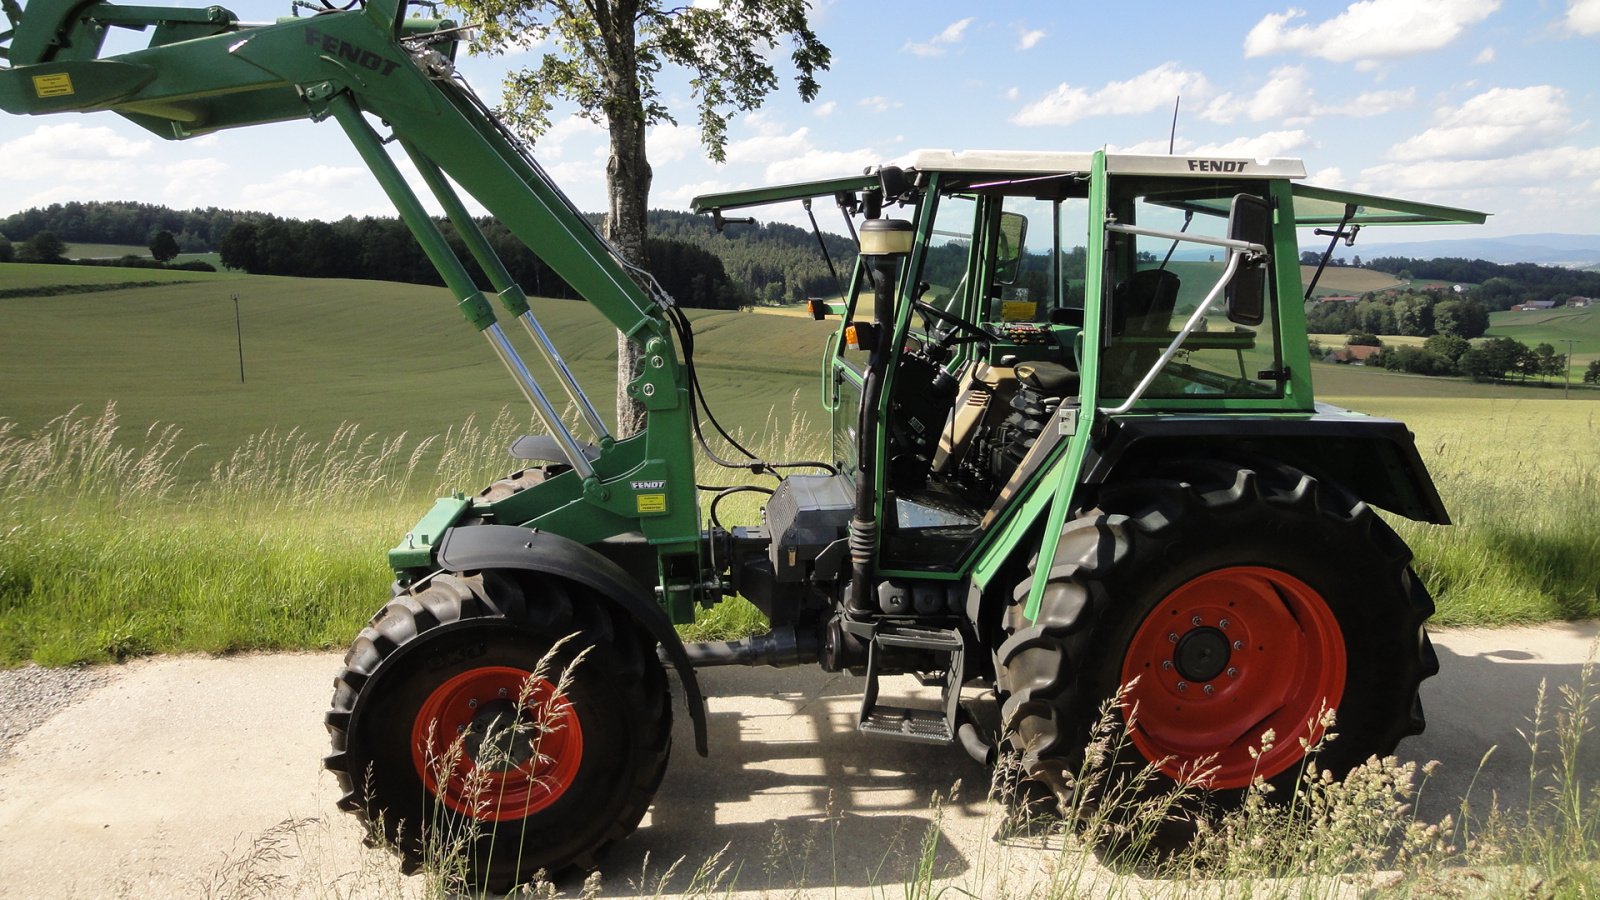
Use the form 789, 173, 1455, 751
325, 571, 670, 892
997, 458, 1437, 807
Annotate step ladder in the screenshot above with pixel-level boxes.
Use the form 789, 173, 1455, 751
857, 624, 965, 744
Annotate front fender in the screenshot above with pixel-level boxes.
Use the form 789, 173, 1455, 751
434, 524, 709, 757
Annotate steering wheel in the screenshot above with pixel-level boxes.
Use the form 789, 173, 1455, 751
912, 299, 991, 348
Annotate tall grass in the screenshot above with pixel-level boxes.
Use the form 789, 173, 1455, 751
1, 395, 1595, 664
0, 404, 531, 665
1386, 401, 1600, 623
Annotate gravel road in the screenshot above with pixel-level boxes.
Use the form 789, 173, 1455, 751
0, 664, 108, 760
0, 623, 1594, 898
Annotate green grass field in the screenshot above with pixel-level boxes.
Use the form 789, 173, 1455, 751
0, 262, 834, 473
1487, 304, 1600, 373
65, 242, 224, 268
1, 261, 1597, 665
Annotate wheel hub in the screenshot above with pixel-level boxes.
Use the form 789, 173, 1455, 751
1174, 626, 1230, 682
1120, 566, 1346, 789
465, 699, 535, 771
411, 665, 584, 821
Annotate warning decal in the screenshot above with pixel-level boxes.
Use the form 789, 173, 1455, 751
32, 73, 74, 98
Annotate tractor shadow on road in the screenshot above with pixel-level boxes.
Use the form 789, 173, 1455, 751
1406, 624, 1600, 825
609, 665, 999, 893
591, 624, 1600, 895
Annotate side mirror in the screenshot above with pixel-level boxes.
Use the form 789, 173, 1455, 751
994, 211, 1028, 285
1225, 193, 1271, 326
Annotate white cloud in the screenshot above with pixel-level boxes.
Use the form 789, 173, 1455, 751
1362, 144, 1600, 191
1005, 86, 1020, 101
1202, 66, 1313, 124
1566, 0, 1600, 34
1107, 129, 1313, 159
646, 123, 701, 164
1017, 28, 1046, 50
903, 17, 975, 57
1189, 129, 1314, 158
763, 147, 880, 183
1317, 86, 1417, 117
162, 158, 231, 209
659, 178, 737, 211
858, 96, 903, 114
725, 126, 812, 166
537, 115, 603, 159
1013, 62, 1210, 127
1203, 68, 1415, 125
812, 100, 838, 118
1244, 0, 1500, 63
1388, 85, 1573, 161
1309, 166, 1345, 186
0, 123, 152, 165
1473, 45, 1495, 63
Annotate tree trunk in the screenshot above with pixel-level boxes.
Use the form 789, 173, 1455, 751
600, 8, 652, 438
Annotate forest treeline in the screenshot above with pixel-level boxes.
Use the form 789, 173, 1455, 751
1359, 256, 1600, 309
0, 201, 857, 310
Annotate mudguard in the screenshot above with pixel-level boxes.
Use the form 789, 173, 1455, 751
434, 523, 710, 756
1083, 409, 1450, 524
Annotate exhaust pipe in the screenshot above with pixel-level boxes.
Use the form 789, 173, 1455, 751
671, 627, 820, 669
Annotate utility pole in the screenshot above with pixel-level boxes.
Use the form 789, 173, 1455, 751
1562, 338, 1577, 399
233, 291, 244, 381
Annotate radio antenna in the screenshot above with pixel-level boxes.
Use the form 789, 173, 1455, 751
1168, 95, 1181, 154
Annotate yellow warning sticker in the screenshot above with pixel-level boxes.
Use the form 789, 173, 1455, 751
32, 73, 74, 98
635, 493, 667, 514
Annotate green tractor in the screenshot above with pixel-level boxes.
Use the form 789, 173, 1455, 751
1, 0, 1484, 889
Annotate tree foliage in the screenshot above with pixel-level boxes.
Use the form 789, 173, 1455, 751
18, 231, 65, 263
0, 200, 237, 251
148, 230, 180, 262
216, 212, 751, 309
1363, 256, 1600, 310
455, 0, 830, 434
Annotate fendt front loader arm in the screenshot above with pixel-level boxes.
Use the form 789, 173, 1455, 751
0, 0, 706, 598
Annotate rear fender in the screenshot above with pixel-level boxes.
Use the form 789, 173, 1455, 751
433, 524, 709, 756
1082, 411, 1450, 524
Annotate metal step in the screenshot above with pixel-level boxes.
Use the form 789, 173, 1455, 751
857, 624, 965, 745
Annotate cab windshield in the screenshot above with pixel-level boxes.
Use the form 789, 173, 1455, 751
1101, 178, 1284, 402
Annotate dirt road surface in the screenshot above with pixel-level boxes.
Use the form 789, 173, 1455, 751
0, 622, 1594, 898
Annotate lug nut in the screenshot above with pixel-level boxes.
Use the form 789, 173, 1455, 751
1203, 684, 1215, 695
1169, 632, 1179, 643
456, 725, 466, 734
1227, 667, 1239, 678
1233, 640, 1245, 650
1219, 618, 1231, 629
1162, 660, 1174, 670
467, 699, 478, 709
498, 688, 508, 699
1191, 615, 1203, 626
1177, 681, 1188, 692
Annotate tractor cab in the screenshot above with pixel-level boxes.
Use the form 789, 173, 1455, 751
695, 150, 1484, 650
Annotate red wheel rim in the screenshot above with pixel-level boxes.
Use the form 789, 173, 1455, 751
1120, 566, 1345, 789
411, 666, 583, 821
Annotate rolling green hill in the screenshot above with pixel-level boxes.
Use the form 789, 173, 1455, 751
1484, 304, 1600, 376
0, 263, 833, 472
2, 262, 1594, 477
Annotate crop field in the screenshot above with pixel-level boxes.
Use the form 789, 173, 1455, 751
1, 263, 1597, 665
1487, 304, 1600, 370
1297, 264, 1403, 295
64, 242, 224, 268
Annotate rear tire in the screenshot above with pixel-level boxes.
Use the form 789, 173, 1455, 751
996, 458, 1437, 810
325, 571, 670, 892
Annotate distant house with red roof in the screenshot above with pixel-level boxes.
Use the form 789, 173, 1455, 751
1329, 345, 1383, 365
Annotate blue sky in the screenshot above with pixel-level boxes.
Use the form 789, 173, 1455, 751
2, 0, 1597, 241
